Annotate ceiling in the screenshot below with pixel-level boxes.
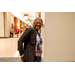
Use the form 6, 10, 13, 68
11, 12, 40, 25
11, 12, 35, 20
19, 12, 35, 16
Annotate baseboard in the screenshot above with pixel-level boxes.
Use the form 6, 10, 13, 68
0, 35, 20, 38
0, 37, 9, 38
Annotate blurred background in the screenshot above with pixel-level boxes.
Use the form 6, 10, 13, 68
0, 12, 75, 62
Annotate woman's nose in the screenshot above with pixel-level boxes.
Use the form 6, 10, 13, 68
37, 23, 40, 25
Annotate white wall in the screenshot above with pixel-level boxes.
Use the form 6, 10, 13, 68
41, 12, 45, 61
35, 12, 39, 18
11, 15, 14, 25
5, 12, 12, 37
7, 12, 12, 37
44, 12, 75, 62
17, 19, 20, 29
0, 12, 4, 37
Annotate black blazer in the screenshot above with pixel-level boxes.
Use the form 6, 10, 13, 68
18, 27, 37, 62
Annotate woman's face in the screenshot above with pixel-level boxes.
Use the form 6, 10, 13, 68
34, 19, 42, 31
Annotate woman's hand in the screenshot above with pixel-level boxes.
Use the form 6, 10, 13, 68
21, 55, 25, 61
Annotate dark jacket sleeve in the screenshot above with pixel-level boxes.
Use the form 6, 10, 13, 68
17, 28, 32, 56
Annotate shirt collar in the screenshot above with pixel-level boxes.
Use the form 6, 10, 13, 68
33, 27, 38, 32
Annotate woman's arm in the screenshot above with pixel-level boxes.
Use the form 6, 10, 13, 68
17, 28, 32, 56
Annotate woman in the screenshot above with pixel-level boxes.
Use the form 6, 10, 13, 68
18, 17, 43, 62
9, 27, 14, 38
16, 28, 19, 37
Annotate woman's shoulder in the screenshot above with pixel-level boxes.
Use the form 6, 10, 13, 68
26, 27, 35, 31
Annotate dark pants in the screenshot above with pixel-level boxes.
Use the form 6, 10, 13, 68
34, 56, 41, 62
23, 51, 42, 62
23, 59, 27, 62
34, 51, 42, 62
23, 56, 41, 62
17, 34, 19, 37
10, 32, 13, 37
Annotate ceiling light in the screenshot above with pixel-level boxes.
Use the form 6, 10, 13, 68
24, 14, 28, 16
